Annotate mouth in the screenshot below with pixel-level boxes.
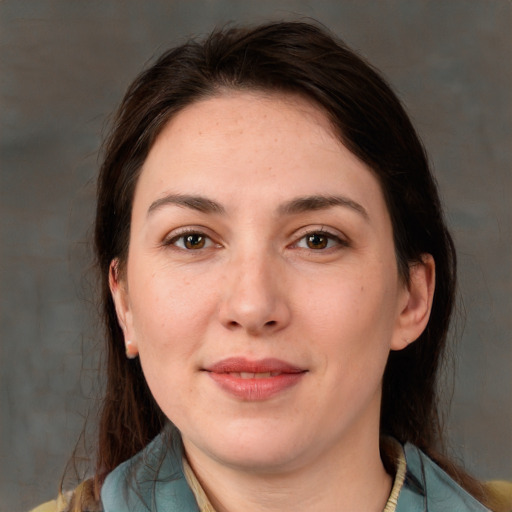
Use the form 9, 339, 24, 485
204, 357, 305, 374
203, 357, 307, 401
228, 371, 283, 378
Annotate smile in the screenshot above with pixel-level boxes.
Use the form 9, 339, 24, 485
204, 358, 307, 401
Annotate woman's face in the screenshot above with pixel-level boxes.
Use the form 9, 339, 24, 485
111, 91, 428, 474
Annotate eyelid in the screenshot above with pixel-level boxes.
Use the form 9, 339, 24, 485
162, 226, 221, 249
290, 226, 349, 250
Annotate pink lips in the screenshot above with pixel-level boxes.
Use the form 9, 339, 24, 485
204, 357, 306, 401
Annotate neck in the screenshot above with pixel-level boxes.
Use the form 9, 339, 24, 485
183, 417, 392, 512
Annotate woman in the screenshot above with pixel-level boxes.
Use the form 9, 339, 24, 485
33, 21, 510, 512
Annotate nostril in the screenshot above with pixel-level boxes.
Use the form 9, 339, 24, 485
265, 320, 277, 327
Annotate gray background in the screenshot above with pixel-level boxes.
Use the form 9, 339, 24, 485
1, 1, 511, 510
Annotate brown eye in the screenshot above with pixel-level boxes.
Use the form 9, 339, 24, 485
184, 233, 206, 249
294, 230, 345, 251
306, 233, 329, 250
167, 231, 215, 250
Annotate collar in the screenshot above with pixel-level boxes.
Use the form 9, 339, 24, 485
101, 426, 199, 512
101, 428, 490, 512
395, 443, 491, 511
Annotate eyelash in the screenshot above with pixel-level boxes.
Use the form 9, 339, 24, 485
163, 229, 218, 251
292, 229, 348, 251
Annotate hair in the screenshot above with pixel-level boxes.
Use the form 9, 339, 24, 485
92, 20, 489, 506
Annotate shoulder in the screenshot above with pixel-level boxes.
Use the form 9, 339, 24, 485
29, 480, 102, 512
485, 480, 512, 512
30, 429, 198, 512
397, 443, 492, 512
30, 499, 63, 512
100, 428, 199, 512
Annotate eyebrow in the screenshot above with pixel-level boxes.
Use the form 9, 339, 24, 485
147, 194, 225, 216
147, 193, 368, 220
278, 195, 369, 220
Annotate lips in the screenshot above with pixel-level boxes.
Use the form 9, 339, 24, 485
204, 357, 306, 401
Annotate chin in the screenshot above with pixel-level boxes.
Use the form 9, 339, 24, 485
216, 448, 302, 474
196, 425, 311, 473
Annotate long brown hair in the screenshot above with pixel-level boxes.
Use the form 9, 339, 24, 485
93, 20, 488, 504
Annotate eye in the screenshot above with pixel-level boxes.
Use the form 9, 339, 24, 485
166, 231, 215, 250
294, 230, 345, 250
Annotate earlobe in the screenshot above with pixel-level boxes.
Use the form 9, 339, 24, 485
109, 259, 139, 357
125, 340, 139, 359
391, 254, 435, 351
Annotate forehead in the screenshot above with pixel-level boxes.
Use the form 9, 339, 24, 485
156, 90, 340, 154
134, 91, 387, 220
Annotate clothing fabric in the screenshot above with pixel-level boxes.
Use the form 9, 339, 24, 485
100, 429, 491, 512
32, 428, 505, 511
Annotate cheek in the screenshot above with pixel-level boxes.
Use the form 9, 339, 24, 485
129, 269, 220, 416
129, 265, 219, 357
303, 267, 398, 363
306, 267, 392, 327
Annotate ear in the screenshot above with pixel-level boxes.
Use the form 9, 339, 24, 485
391, 254, 435, 351
109, 259, 138, 358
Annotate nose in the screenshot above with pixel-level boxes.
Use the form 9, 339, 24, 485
218, 250, 291, 336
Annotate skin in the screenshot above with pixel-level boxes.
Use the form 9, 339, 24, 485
110, 91, 435, 511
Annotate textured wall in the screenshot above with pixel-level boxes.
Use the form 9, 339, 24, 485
1, 1, 511, 510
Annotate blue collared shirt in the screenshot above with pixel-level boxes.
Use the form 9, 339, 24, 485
101, 429, 490, 512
